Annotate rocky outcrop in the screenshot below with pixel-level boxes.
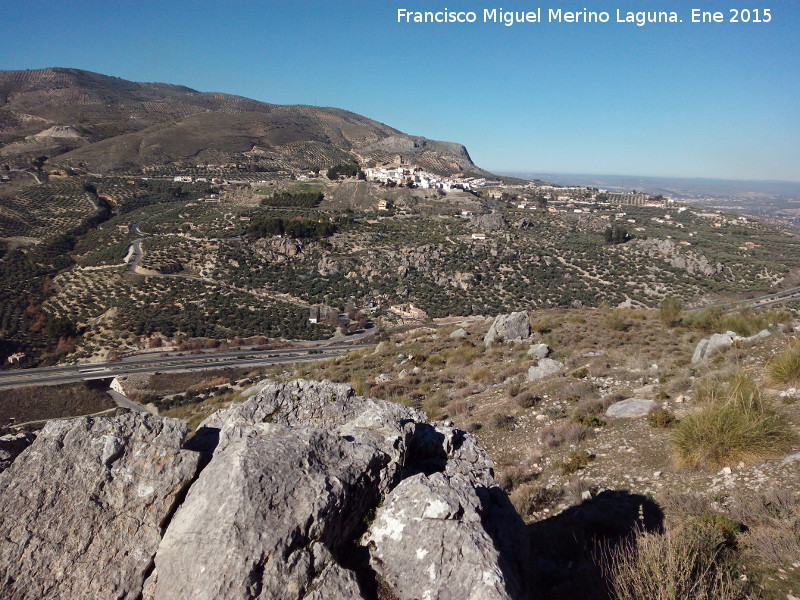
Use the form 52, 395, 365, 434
471, 213, 508, 232
692, 333, 732, 363
0, 380, 526, 600
634, 238, 723, 277
484, 311, 530, 346
0, 413, 199, 600
364, 472, 526, 600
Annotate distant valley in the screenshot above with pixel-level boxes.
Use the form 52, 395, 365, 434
1, 67, 799, 369
509, 171, 800, 228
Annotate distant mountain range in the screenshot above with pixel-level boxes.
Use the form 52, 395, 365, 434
0, 68, 485, 176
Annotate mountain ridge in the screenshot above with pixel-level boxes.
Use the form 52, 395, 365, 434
0, 67, 486, 176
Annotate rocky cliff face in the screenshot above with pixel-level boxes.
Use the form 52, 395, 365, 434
0, 380, 527, 600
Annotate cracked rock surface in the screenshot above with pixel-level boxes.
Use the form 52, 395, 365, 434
0, 412, 199, 600
0, 380, 526, 600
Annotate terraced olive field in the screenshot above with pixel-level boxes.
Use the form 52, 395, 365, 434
1, 172, 799, 365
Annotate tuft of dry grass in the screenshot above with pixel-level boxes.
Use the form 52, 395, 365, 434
766, 339, 800, 385
671, 371, 797, 470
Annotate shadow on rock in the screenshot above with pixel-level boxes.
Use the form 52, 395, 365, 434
182, 426, 220, 471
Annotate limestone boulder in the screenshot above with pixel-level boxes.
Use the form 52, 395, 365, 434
484, 311, 530, 346
528, 343, 551, 359
364, 472, 526, 600
0, 413, 199, 600
528, 358, 564, 381
605, 398, 658, 418
145, 380, 419, 600
692, 332, 735, 363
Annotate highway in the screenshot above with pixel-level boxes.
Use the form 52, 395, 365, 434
0, 345, 368, 390
724, 285, 800, 311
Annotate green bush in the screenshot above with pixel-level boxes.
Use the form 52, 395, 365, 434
572, 413, 606, 428
604, 309, 630, 332
571, 367, 589, 379
690, 512, 743, 548
658, 296, 683, 327
684, 307, 790, 337
671, 371, 797, 469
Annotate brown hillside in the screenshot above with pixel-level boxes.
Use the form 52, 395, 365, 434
0, 67, 484, 176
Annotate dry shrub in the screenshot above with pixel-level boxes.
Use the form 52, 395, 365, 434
492, 413, 516, 431
496, 465, 537, 492
601, 522, 746, 600
422, 391, 448, 421
573, 396, 613, 416
561, 380, 598, 402
511, 483, 562, 517
448, 399, 471, 418
516, 392, 540, 409
539, 422, 588, 448
498, 363, 528, 380
672, 371, 797, 468
604, 309, 630, 332
451, 382, 485, 401
447, 343, 481, 366
666, 374, 692, 394
766, 338, 800, 385
188, 376, 228, 391
729, 488, 800, 583
647, 409, 678, 429
671, 370, 797, 469
657, 491, 712, 524
466, 366, 492, 383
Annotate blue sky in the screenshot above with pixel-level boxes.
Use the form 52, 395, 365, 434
1, 1, 798, 181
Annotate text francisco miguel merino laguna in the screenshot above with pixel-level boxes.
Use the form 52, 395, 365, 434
397, 7, 774, 27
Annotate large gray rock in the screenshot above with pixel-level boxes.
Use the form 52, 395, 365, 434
692, 332, 735, 363
363, 472, 526, 600
527, 358, 564, 381
145, 380, 418, 600
484, 311, 530, 346
605, 398, 658, 418
0, 380, 527, 600
528, 343, 551, 359
0, 413, 199, 600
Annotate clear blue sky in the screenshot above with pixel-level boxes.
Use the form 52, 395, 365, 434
2, 0, 798, 181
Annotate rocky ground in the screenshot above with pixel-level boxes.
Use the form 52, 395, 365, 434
2, 306, 799, 599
